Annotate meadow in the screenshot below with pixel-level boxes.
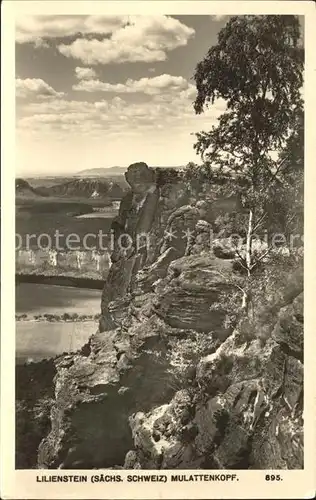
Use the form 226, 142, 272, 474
16, 321, 96, 364
15, 283, 102, 364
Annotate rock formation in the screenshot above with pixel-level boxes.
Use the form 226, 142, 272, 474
124, 291, 303, 469
16, 162, 303, 470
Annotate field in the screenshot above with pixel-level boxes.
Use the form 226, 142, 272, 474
16, 283, 101, 363
16, 321, 96, 364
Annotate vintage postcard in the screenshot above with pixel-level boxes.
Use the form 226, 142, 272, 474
1, 0, 315, 498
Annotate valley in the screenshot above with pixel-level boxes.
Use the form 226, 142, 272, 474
15, 174, 123, 278
15, 172, 125, 365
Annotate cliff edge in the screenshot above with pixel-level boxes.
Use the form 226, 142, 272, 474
16, 162, 303, 470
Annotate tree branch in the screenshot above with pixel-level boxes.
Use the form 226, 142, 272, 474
269, 154, 290, 183
253, 212, 267, 232
250, 246, 273, 269
233, 246, 250, 272
215, 269, 246, 295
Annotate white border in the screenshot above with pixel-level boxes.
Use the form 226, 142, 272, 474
1, 2, 316, 499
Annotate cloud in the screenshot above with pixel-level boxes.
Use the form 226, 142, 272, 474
16, 78, 65, 99
18, 112, 89, 126
16, 15, 128, 44
73, 74, 191, 95
24, 99, 97, 114
58, 16, 195, 64
17, 89, 225, 139
75, 66, 97, 80
16, 93, 227, 177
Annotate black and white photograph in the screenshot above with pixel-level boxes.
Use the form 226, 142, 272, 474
2, 2, 315, 498
14, 11, 305, 471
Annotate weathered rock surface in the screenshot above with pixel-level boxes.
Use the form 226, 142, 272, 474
125, 288, 303, 469
38, 313, 175, 468
16, 162, 304, 471
153, 255, 235, 337
16, 359, 56, 468
37, 252, 236, 469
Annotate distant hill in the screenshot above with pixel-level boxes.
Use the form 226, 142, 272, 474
76, 165, 184, 177
76, 167, 126, 177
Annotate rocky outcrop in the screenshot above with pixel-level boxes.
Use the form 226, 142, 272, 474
100, 163, 160, 330
16, 359, 57, 468
16, 161, 304, 471
124, 289, 303, 470
16, 249, 111, 280
38, 252, 237, 469
36, 178, 125, 199
153, 255, 235, 337
38, 314, 174, 468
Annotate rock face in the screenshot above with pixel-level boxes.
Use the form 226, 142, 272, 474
153, 255, 235, 337
16, 359, 57, 468
16, 162, 304, 470
38, 252, 236, 469
125, 289, 303, 469
35, 178, 125, 199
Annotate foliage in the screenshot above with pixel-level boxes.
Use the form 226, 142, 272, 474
165, 331, 216, 388
238, 252, 303, 343
15, 313, 28, 321
16, 311, 99, 322
17, 200, 94, 216
192, 15, 304, 313
194, 15, 303, 164
155, 167, 181, 187
193, 14, 303, 210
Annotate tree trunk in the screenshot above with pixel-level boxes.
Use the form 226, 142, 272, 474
244, 209, 254, 319
241, 289, 249, 312
246, 208, 253, 278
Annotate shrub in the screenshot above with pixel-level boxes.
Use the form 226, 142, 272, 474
166, 331, 216, 388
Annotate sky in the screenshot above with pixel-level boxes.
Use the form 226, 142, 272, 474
15, 15, 230, 176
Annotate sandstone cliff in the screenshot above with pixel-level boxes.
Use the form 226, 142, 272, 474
16, 162, 303, 470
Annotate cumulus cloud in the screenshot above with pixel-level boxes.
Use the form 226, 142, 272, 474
24, 99, 96, 114
73, 74, 191, 95
75, 66, 97, 80
16, 78, 65, 99
18, 112, 88, 127
17, 87, 225, 139
58, 16, 195, 64
16, 15, 128, 44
